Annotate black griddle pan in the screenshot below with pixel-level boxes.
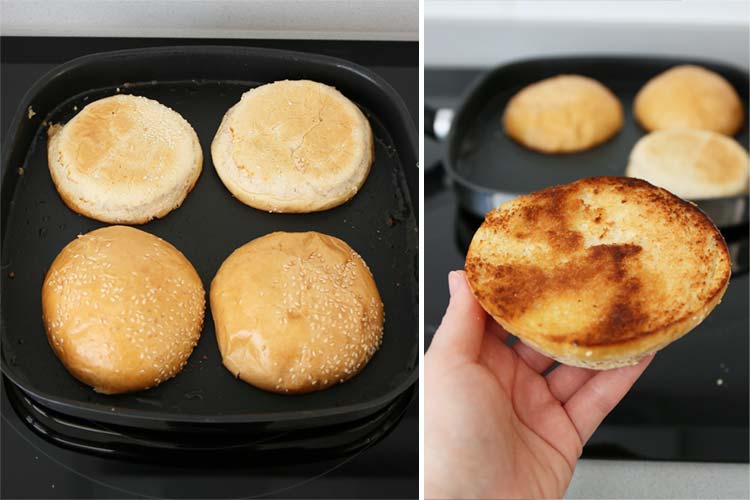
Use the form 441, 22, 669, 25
5, 376, 415, 463
425, 56, 749, 225
1, 46, 418, 430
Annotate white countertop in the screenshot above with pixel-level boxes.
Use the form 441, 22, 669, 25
568, 460, 750, 499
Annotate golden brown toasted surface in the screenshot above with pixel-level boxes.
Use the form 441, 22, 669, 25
626, 129, 749, 199
42, 226, 205, 394
503, 75, 623, 153
210, 232, 383, 394
47, 94, 202, 224
465, 177, 730, 368
211, 80, 374, 213
634, 65, 744, 135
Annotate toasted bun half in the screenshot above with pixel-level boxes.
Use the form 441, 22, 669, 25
626, 129, 749, 200
503, 75, 623, 153
465, 177, 730, 369
634, 65, 744, 136
47, 95, 202, 224
210, 232, 383, 394
42, 226, 206, 394
211, 80, 374, 213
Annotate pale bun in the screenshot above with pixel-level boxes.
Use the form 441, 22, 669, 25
210, 231, 383, 394
465, 177, 730, 370
626, 129, 749, 199
634, 65, 744, 136
503, 75, 623, 153
42, 226, 205, 394
211, 80, 374, 213
47, 94, 202, 224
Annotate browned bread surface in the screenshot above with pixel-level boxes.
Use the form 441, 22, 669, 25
503, 75, 623, 153
465, 177, 730, 369
634, 65, 744, 135
210, 231, 384, 393
42, 226, 205, 393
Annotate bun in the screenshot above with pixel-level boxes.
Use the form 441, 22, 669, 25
634, 65, 744, 135
210, 232, 383, 393
47, 94, 202, 224
465, 177, 730, 369
42, 226, 205, 394
211, 80, 374, 213
626, 129, 749, 199
503, 75, 623, 153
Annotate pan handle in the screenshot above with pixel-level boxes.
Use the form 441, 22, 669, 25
424, 105, 453, 142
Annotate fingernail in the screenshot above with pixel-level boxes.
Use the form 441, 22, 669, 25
448, 271, 460, 296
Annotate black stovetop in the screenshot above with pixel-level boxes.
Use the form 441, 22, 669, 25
425, 68, 749, 464
0, 37, 417, 500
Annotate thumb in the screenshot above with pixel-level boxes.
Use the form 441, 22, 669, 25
428, 270, 486, 362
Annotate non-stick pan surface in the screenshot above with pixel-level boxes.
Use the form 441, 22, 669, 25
1, 47, 418, 428
440, 56, 749, 221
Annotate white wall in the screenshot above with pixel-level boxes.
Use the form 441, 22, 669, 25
426, 0, 749, 70
0, 0, 418, 41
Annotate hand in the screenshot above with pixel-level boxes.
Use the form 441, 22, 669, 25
425, 271, 653, 499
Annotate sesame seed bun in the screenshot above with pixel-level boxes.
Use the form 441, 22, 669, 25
47, 95, 203, 224
211, 80, 374, 213
210, 232, 384, 394
42, 226, 205, 394
634, 65, 744, 136
626, 129, 749, 200
503, 75, 623, 153
465, 177, 730, 370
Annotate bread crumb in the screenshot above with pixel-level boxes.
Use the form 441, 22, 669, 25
27, 106, 35, 119
17, 167, 24, 176
716, 378, 724, 386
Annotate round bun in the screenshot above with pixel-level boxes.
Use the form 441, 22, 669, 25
210, 232, 383, 394
634, 65, 744, 135
211, 80, 374, 213
465, 177, 730, 370
47, 94, 203, 224
503, 75, 623, 153
42, 226, 205, 394
626, 129, 749, 200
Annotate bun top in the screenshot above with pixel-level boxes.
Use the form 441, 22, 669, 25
48, 94, 202, 223
466, 177, 730, 363
211, 80, 374, 213
626, 128, 749, 199
634, 65, 744, 135
503, 74, 623, 153
210, 231, 383, 394
42, 226, 205, 394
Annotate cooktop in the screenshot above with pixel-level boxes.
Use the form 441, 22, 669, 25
425, 67, 749, 464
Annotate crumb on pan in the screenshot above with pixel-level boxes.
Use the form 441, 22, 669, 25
27, 106, 35, 119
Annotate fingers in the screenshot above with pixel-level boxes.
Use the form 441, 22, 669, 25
564, 354, 654, 444
428, 271, 486, 363
545, 365, 597, 403
512, 340, 556, 374
485, 318, 509, 343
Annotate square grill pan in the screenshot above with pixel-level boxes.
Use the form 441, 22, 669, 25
1, 46, 418, 429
